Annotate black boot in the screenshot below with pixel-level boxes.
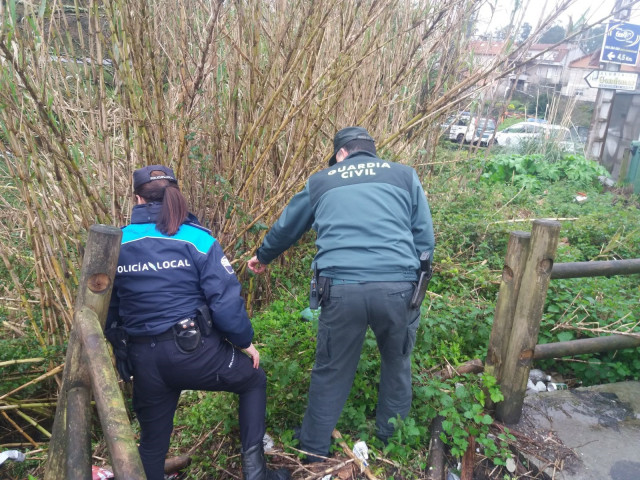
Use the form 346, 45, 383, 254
241, 443, 291, 480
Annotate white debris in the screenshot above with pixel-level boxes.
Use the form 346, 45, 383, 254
263, 433, 275, 452
0, 450, 25, 466
352, 440, 369, 468
534, 381, 548, 392
529, 369, 551, 383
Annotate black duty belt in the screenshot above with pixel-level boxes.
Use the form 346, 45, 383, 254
129, 329, 175, 344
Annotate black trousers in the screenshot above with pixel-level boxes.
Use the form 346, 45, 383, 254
129, 332, 267, 480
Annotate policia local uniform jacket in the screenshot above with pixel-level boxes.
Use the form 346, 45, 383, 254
256, 151, 435, 280
107, 203, 253, 348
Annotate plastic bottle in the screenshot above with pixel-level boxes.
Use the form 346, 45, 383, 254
547, 382, 568, 391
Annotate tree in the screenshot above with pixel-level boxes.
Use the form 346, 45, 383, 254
518, 22, 532, 43
579, 25, 606, 54
539, 25, 566, 44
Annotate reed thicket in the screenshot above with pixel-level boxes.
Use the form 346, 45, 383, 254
0, 0, 576, 346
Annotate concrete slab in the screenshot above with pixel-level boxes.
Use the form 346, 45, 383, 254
508, 381, 640, 480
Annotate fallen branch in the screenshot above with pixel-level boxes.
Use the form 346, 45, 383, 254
460, 434, 475, 480
434, 359, 484, 380
425, 416, 445, 480
303, 459, 355, 480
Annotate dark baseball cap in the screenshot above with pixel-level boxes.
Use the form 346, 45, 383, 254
328, 126, 375, 166
133, 165, 178, 190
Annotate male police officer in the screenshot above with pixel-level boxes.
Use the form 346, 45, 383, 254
248, 126, 435, 461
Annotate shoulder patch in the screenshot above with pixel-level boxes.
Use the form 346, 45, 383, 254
220, 255, 235, 274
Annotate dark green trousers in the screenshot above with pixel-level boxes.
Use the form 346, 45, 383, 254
299, 280, 420, 457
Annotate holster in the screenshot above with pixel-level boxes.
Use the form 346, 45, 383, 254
317, 276, 330, 307
104, 325, 134, 382
410, 251, 433, 309
309, 265, 330, 310
309, 265, 319, 310
196, 304, 213, 337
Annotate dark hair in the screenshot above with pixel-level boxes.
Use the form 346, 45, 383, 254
134, 170, 188, 236
342, 138, 376, 155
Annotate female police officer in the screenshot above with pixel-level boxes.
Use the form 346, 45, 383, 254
107, 165, 289, 480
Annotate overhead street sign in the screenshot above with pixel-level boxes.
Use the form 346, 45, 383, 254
585, 70, 639, 91
600, 21, 640, 66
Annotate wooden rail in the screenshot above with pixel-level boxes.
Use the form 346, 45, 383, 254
489, 220, 640, 424
533, 334, 640, 360
551, 259, 640, 279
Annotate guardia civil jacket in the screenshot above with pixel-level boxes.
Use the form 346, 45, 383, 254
107, 203, 253, 347
256, 151, 435, 282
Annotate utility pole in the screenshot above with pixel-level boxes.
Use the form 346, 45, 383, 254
586, 0, 635, 164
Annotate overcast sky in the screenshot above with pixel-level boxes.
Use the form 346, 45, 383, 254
477, 0, 640, 33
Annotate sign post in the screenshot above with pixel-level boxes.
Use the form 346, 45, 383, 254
600, 21, 640, 66
585, 70, 639, 90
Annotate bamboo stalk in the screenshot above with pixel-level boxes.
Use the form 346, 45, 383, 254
0, 402, 58, 411
1, 411, 40, 448
14, 409, 52, 438
0, 365, 65, 401
0, 358, 46, 367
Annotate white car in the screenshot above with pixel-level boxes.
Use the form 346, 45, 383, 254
448, 115, 496, 144
493, 122, 575, 152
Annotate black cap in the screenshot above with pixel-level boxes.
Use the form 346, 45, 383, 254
133, 165, 178, 190
328, 126, 375, 166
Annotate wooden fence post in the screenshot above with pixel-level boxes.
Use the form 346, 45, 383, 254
45, 225, 123, 480
76, 306, 145, 479
495, 220, 560, 424
485, 231, 531, 388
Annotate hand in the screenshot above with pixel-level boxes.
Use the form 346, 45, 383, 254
243, 343, 260, 368
247, 256, 267, 274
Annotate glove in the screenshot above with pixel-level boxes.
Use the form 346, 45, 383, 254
104, 326, 134, 382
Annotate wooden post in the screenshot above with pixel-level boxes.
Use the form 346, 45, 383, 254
45, 225, 123, 480
485, 232, 530, 386
66, 385, 92, 478
495, 220, 560, 424
77, 306, 146, 479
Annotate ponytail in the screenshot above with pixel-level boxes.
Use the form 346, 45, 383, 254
134, 170, 188, 236
157, 184, 188, 235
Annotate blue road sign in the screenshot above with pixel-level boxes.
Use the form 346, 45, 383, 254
600, 21, 640, 66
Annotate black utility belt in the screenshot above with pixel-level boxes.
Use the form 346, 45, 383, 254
129, 317, 203, 354
129, 330, 175, 343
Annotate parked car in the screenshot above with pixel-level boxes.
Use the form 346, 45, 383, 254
479, 127, 497, 147
493, 122, 575, 152
448, 115, 496, 144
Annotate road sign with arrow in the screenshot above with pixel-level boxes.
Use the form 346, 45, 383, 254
585, 70, 638, 90
600, 21, 640, 66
